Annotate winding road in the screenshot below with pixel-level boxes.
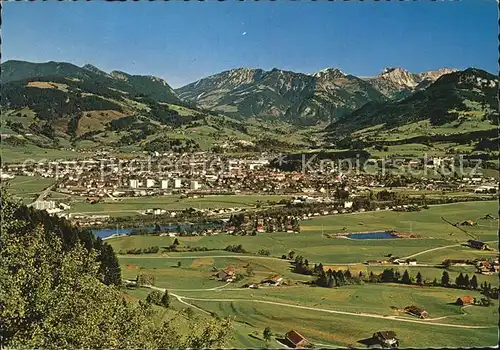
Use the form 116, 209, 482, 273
402, 239, 498, 260
120, 224, 498, 333
131, 282, 493, 330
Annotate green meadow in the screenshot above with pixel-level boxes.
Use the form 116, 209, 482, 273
109, 200, 499, 348
1, 175, 55, 203
66, 194, 291, 216
126, 283, 498, 348
109, 200, 498, 264
188, 294, 497, 348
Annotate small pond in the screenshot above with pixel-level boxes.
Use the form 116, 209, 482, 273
345, 231, 399, 240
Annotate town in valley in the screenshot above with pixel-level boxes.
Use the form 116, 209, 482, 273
1, 1, 498, 349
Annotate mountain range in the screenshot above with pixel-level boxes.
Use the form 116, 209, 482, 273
176, 66, 457, 125
1, 60, 181, 104
0, 60, 497, 154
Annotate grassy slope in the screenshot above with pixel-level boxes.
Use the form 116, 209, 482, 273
187, 286, 497, 348
1, 175, 55, 203
124, 283, 498, 348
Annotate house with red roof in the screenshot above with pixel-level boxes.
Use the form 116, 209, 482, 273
261, 275, 283, 286
455, 296, 474, 305
285, 330, 309, 348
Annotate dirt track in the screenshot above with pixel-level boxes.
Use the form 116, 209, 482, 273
133, 282, 493, 330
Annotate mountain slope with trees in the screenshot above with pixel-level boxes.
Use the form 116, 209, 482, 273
1, 60, 182, 104
1, 60, 493, 154
0, 191, 232, 348
177, 67, 386, 125
0, 60, 268, 152
327, 68, 498, 139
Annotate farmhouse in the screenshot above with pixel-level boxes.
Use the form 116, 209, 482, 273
285, 330, 309, 348
455, 296, 474, 305
215, 268, 235, 282
467, 240, 490, 250
373, 331, 399, 348
476, 261, 492, 274
261, 275, 283, 286
460, 220, 476, 226
404, 305, 428, 319
443, 259, 470, 267
394, 258, 417, 266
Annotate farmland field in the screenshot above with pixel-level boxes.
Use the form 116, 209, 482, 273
0, 144, 85, 163
109, 200, 499, 348
0, 175, 55, 203
125, 283, 498, 348
109, 200, 498, 263
66, 194, 292, 216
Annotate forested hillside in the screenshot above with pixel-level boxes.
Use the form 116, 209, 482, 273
327, 68, 498, 138
0, 192, 232, 348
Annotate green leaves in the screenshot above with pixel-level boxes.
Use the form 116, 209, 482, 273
0, 191, 232, 348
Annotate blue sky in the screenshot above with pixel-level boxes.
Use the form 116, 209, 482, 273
2, 0, 497, 88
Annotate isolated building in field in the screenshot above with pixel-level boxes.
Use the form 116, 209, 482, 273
455, 296, 474, 305
373, 331, 399, 348
215, 268, 235, 282
405, 258, 417, 266
285, 330, 309, 348
404, 305, 428, 319
467, 240, 490, 250
261, 275, 283, 286
460, 220, 475, 226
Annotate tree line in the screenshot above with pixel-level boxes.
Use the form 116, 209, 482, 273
118, 245, 160, 255
290, 256, 498, 302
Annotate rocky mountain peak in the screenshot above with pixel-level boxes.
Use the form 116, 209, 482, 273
226, 67, 264, 82
418, 68, 457, 81
82, 64, 107, 76
109, 71, 130, 81
314, 68, 347, 79
381, 67, 403, 74
378, 67, 418, 87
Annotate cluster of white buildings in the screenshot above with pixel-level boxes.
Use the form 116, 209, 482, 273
128, 178, 200, 190
27, 200, 71, 214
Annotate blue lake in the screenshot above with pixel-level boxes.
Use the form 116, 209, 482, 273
346, 231, 399, 240
92, 222, 222, 239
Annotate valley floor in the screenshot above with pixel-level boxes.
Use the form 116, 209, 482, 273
109, 200, 499, 348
